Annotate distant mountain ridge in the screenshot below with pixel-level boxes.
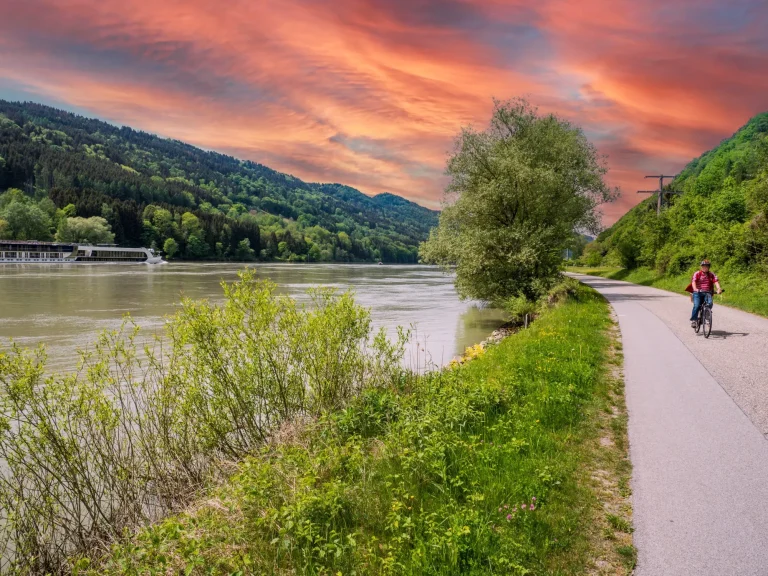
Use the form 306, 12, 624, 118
0, 100, 438, 262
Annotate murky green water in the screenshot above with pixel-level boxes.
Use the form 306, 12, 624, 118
0, 263, 507, 371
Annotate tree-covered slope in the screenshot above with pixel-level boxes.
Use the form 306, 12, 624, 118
585, 112, 768, 274
0, 101, 438, 262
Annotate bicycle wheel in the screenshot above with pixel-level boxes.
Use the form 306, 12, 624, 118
695, 310, 703, 333
703, 307, 712, 338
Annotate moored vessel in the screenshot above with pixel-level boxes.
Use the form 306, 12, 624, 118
0, 241, 164, 264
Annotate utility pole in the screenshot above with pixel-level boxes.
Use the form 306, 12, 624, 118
637, 175, 680, 215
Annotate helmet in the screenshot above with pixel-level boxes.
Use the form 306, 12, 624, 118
700, 259, 711, 266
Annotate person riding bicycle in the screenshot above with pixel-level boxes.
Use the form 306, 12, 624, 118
689, 260, 722, 328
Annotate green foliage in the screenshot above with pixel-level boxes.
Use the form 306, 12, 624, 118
586, 112, 768, 278
165, 272, 408, 457
89, 283, 616, 575
185, 233, 209, 259
59, 203, 76, 218
163, 237, 179, 259
502, 294, 539, 324
565, 233, 590, 261
0, 188, 53, 240
0, 271, 407, 573
234, 238, 256, 261
420, 98, 614, 302
0, 101, 438, 262
55, 216, 115, 244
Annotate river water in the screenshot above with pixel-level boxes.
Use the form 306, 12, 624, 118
0, 263, 507, 372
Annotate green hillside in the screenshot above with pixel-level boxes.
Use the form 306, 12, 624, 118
0, 101, 438, 262
580, 112, 768, 314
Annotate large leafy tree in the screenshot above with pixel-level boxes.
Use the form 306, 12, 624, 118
0, 188, 54, 240
56, 216, 115, 244
420, 99, 615, 302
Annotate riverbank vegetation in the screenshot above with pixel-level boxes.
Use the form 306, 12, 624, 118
578, 112, 768, 315
0, 271, 407, 573
0, 273, 633, 575
0, 101, 437, 262
64, 279, 628, 575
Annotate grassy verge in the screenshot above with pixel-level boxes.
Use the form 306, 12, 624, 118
80, 283, 632, 575
569, 266, 768, 318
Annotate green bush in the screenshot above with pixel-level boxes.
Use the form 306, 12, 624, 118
0, 270, 407, 573
502, 294, 538, 324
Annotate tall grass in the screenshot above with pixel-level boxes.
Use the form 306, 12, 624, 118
85, 282, 623, 575
0, 271, 407, 574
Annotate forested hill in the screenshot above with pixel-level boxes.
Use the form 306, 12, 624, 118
0, 100, 438, 262
584, 112, 768, 273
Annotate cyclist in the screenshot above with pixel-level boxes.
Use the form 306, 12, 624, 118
690, 259, 722, 328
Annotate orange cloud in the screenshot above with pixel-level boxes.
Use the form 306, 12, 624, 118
0, 0, 766, 222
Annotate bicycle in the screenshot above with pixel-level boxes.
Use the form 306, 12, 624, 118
693, 289, 724, 338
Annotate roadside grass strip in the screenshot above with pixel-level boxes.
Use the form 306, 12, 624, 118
569, 266, 768, 318
84, 284, 631, 575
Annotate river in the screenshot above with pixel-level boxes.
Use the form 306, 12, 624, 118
0, 263, 507, 372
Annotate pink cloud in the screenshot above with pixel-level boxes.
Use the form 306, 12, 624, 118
0, 0, 766, 223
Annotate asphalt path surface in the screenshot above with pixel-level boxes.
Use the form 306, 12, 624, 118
571, 274, 768, 576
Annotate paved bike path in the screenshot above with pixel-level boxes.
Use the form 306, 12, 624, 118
570, 274, 768, 576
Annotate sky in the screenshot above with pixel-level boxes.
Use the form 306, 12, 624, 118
1, 0, 767, 224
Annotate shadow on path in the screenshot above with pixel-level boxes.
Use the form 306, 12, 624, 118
600, 293, 668, 302
702, 330, 750, 339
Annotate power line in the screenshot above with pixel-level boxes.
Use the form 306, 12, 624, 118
637, 174, 681, 215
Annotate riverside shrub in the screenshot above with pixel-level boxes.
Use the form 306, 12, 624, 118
0, 270, 407, 574
89, 283, 615, 575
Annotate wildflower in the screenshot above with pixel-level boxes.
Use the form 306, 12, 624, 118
504, 504, 509, 510
521, 504, 527, 510
531, 497, 536, 502
512, 507, 517, 513
530, 505, 536, 510
498, 507, 502, 512
506, 514, 512, 521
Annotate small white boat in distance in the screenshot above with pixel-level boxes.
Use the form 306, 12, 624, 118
0, 241, 164, 264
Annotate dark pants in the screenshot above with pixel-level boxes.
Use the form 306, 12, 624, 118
690, 291, 713, 321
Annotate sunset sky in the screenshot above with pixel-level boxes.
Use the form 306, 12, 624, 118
1, 0, 767, 223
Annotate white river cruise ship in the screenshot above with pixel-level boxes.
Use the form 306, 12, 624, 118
0, 240, 164, 264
